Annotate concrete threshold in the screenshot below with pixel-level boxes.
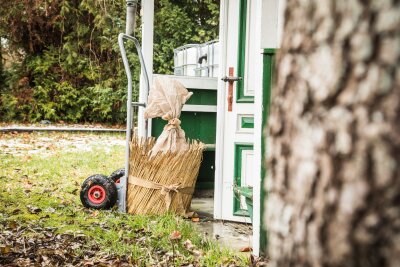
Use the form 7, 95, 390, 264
190, 198, 253, 252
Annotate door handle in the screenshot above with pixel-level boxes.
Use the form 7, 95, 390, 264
222, 67, 242, 112
221, 76, 242, 82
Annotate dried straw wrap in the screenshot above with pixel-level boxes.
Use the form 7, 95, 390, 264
127, 137, 204, 215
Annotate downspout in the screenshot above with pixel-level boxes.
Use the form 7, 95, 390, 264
125, 0, 138, 36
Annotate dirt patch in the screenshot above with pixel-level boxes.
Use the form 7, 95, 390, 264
0, 132, 124, 156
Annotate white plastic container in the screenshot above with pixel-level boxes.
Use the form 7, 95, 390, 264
174, 44, 200, 77
210, 42, 219, 77
174, 40, 219, 77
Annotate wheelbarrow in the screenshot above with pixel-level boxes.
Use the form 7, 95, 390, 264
79, 0, 149, 212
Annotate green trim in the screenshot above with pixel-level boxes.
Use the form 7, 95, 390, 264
260, 50, 275, 253
263, 48, 277, 55
236, 0, 254, 103
241, 116, 254, 129
233, 143, 254, 216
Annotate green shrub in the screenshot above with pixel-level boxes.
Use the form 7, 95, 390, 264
0, 0, 219, 123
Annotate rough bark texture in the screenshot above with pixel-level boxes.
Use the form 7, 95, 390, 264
265, 1, 400, 267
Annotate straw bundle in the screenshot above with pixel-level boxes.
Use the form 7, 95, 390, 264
127, 136, 204, 215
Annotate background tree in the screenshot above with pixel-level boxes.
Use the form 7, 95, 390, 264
0, 0, 219, 123
153, 0, 219, 73
265, 0, 400, 266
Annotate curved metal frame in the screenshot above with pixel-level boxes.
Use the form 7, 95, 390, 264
117, 33, 150, 212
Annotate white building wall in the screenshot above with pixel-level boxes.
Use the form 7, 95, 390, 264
261, 0, 286, 49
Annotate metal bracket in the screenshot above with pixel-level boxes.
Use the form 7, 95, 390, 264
132, 102, 146, 107
126, 0, 139, 6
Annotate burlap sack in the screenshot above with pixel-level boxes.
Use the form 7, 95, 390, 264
144, 76, 193, 156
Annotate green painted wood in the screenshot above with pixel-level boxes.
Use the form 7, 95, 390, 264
186, 89, 217, 105
194, 182, 214, 190
236, 0, 254, 103
263, 48, 276, 54
194, 150, 215, 190
241, 116, 254, 129
151, 112, 216, 144
233, 143, 254, 217
260, 49, 276, 253
151, 110, 217, 190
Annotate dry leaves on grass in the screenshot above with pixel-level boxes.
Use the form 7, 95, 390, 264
0, 221, 133, 266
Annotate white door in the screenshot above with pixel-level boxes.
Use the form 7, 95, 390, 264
215, 0, 259, 223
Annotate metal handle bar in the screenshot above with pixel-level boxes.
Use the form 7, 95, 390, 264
118, 33, 150, 95
118, 33, 150, 212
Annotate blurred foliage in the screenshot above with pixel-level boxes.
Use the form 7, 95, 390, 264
0, 0, 219, 123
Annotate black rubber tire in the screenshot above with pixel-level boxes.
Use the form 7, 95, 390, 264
109, 168, 125, 184
80, 174, 118, 209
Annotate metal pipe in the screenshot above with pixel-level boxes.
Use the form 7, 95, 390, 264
0, 126, 125, 133
118, 33, 150, 212
125, 0, 138, 36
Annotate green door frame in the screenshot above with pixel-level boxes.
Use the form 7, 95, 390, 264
260, 48, 276, 253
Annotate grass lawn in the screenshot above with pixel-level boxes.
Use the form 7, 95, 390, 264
0, 132, 249, 266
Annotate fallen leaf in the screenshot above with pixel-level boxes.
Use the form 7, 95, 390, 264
44, 207, 56, 213
23, 181, 33, 189
8, 221, 18, 229
27, 205, 42, 214
11, 208, 21, 215
0, 246, 12, 254
183, 239, 195, 250
192, 249, 203, 257
239, 246, 253, 252
91, 210, 99, 217
23, 155, 32, 162
170, 230, 182, 240
191, 217, 200, 222
136, 236, 146, 243
183, 211, 196, 218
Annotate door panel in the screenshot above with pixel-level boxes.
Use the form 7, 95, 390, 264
233, 143, 254, 216
220, 0, 255, 222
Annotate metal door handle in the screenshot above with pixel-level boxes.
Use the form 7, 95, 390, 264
223, 67, 241, 112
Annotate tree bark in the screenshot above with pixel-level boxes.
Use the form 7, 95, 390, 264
265, 1, 400, 267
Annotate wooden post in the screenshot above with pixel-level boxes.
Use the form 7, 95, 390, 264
138, 0, 154, 138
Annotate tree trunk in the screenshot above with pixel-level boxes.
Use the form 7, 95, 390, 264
265, 1, 400, 267
0, 37, 3, 83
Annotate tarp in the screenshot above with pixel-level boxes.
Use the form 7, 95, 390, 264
144, 76, 193, 156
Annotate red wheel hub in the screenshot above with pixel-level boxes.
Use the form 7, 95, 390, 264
88, 185, 106, 204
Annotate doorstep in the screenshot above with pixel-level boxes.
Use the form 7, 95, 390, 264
190, 198, 253, 252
